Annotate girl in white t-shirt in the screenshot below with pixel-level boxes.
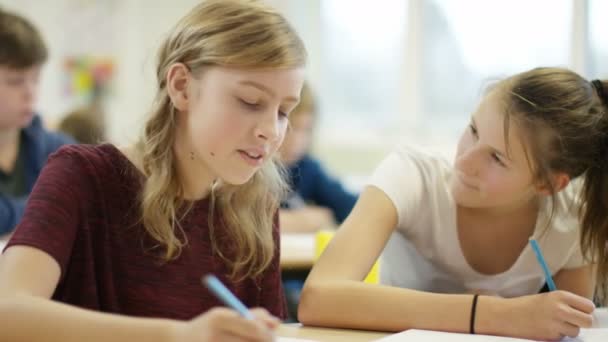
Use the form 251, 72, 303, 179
300, 68, 608, 341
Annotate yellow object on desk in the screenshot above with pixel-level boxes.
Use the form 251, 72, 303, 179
314, 230, 380, 284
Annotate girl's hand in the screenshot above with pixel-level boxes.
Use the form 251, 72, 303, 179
173, 307, 280, 342
503, 291, 594, 341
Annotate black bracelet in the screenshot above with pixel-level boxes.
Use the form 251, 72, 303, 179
470, 294, 479, 334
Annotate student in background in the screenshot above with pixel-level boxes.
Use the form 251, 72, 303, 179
57, 105, 106, 144
0, 1, 305, 341
279, 83, 357, 233
0, 9, 73, 236
300, 68, 608, 341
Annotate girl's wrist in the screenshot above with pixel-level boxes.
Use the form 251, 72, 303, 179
473, 295, 511, 336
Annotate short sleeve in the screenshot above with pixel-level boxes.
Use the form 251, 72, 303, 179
5, 146, 95, 280
368, 146, 430, 231
562, 238, 586, 269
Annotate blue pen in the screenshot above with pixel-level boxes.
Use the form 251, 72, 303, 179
202, 274, 254, 320
529, 239, 557, 291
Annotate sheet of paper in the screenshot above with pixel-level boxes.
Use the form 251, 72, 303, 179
374, 330, 532, 342
564, 329, 608, 342
593, 308, 608, 328
374, 328, 608, 342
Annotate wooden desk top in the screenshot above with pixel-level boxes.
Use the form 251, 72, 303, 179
280, 233, 315, 269
277, 308, 608, 341
277, 324, 389, 341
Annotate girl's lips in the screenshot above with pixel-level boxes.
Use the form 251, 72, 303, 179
457, 173, 479, 190
238, 150, 264, 166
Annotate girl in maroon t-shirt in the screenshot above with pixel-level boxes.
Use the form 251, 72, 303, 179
0, 1, 306, 341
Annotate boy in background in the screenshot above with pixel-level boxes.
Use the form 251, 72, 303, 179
279, 83, 358, 321
279, 82, 358, 233
0, 9, 73, 236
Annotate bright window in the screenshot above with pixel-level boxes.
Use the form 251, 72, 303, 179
589, 0, 608, 77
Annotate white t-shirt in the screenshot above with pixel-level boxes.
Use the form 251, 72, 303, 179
370, 145, 585, 298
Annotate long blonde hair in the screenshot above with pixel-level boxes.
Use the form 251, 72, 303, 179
135, 0, 306, 280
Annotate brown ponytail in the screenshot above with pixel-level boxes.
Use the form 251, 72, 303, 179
580, 79, 608, 303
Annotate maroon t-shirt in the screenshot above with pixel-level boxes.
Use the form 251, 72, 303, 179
5, 144, 286, 320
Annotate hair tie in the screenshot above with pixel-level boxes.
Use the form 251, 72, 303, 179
470, 294, 479, 334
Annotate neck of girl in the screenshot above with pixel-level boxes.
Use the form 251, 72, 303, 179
459, 195, 541, 222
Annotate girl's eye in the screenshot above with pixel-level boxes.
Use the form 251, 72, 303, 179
469, 124, 478, 136
239, 98, 261, 109
492, 153, 506, 166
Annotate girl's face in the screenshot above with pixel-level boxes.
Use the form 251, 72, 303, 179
180, 66, 305, 185
450, 90, 540, 212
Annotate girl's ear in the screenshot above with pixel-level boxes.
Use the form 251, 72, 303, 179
166, 63, 190, 111
536, 172, 570, 196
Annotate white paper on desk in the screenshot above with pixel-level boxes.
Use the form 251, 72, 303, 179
593, 308, 608, 328
276, 338, 320, 342
563, 329, 608, 342
373, 329, 608, 342
374, 330, 531, 341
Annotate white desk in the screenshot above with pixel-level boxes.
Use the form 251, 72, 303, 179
280, 233, 315, 269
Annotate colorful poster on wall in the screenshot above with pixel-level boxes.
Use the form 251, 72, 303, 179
63, 56, 115, 106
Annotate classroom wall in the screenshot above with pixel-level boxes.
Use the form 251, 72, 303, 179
2, 0, 605, 188
0, 0, 320, 146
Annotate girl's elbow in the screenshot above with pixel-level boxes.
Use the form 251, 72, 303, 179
298, 282, 325, 325
0, 294, 19, 320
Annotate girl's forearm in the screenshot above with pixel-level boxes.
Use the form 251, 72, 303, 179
299, 280, 507, 335
0, 294, 180, 342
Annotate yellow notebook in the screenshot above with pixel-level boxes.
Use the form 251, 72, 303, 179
314, 230, 380, 284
